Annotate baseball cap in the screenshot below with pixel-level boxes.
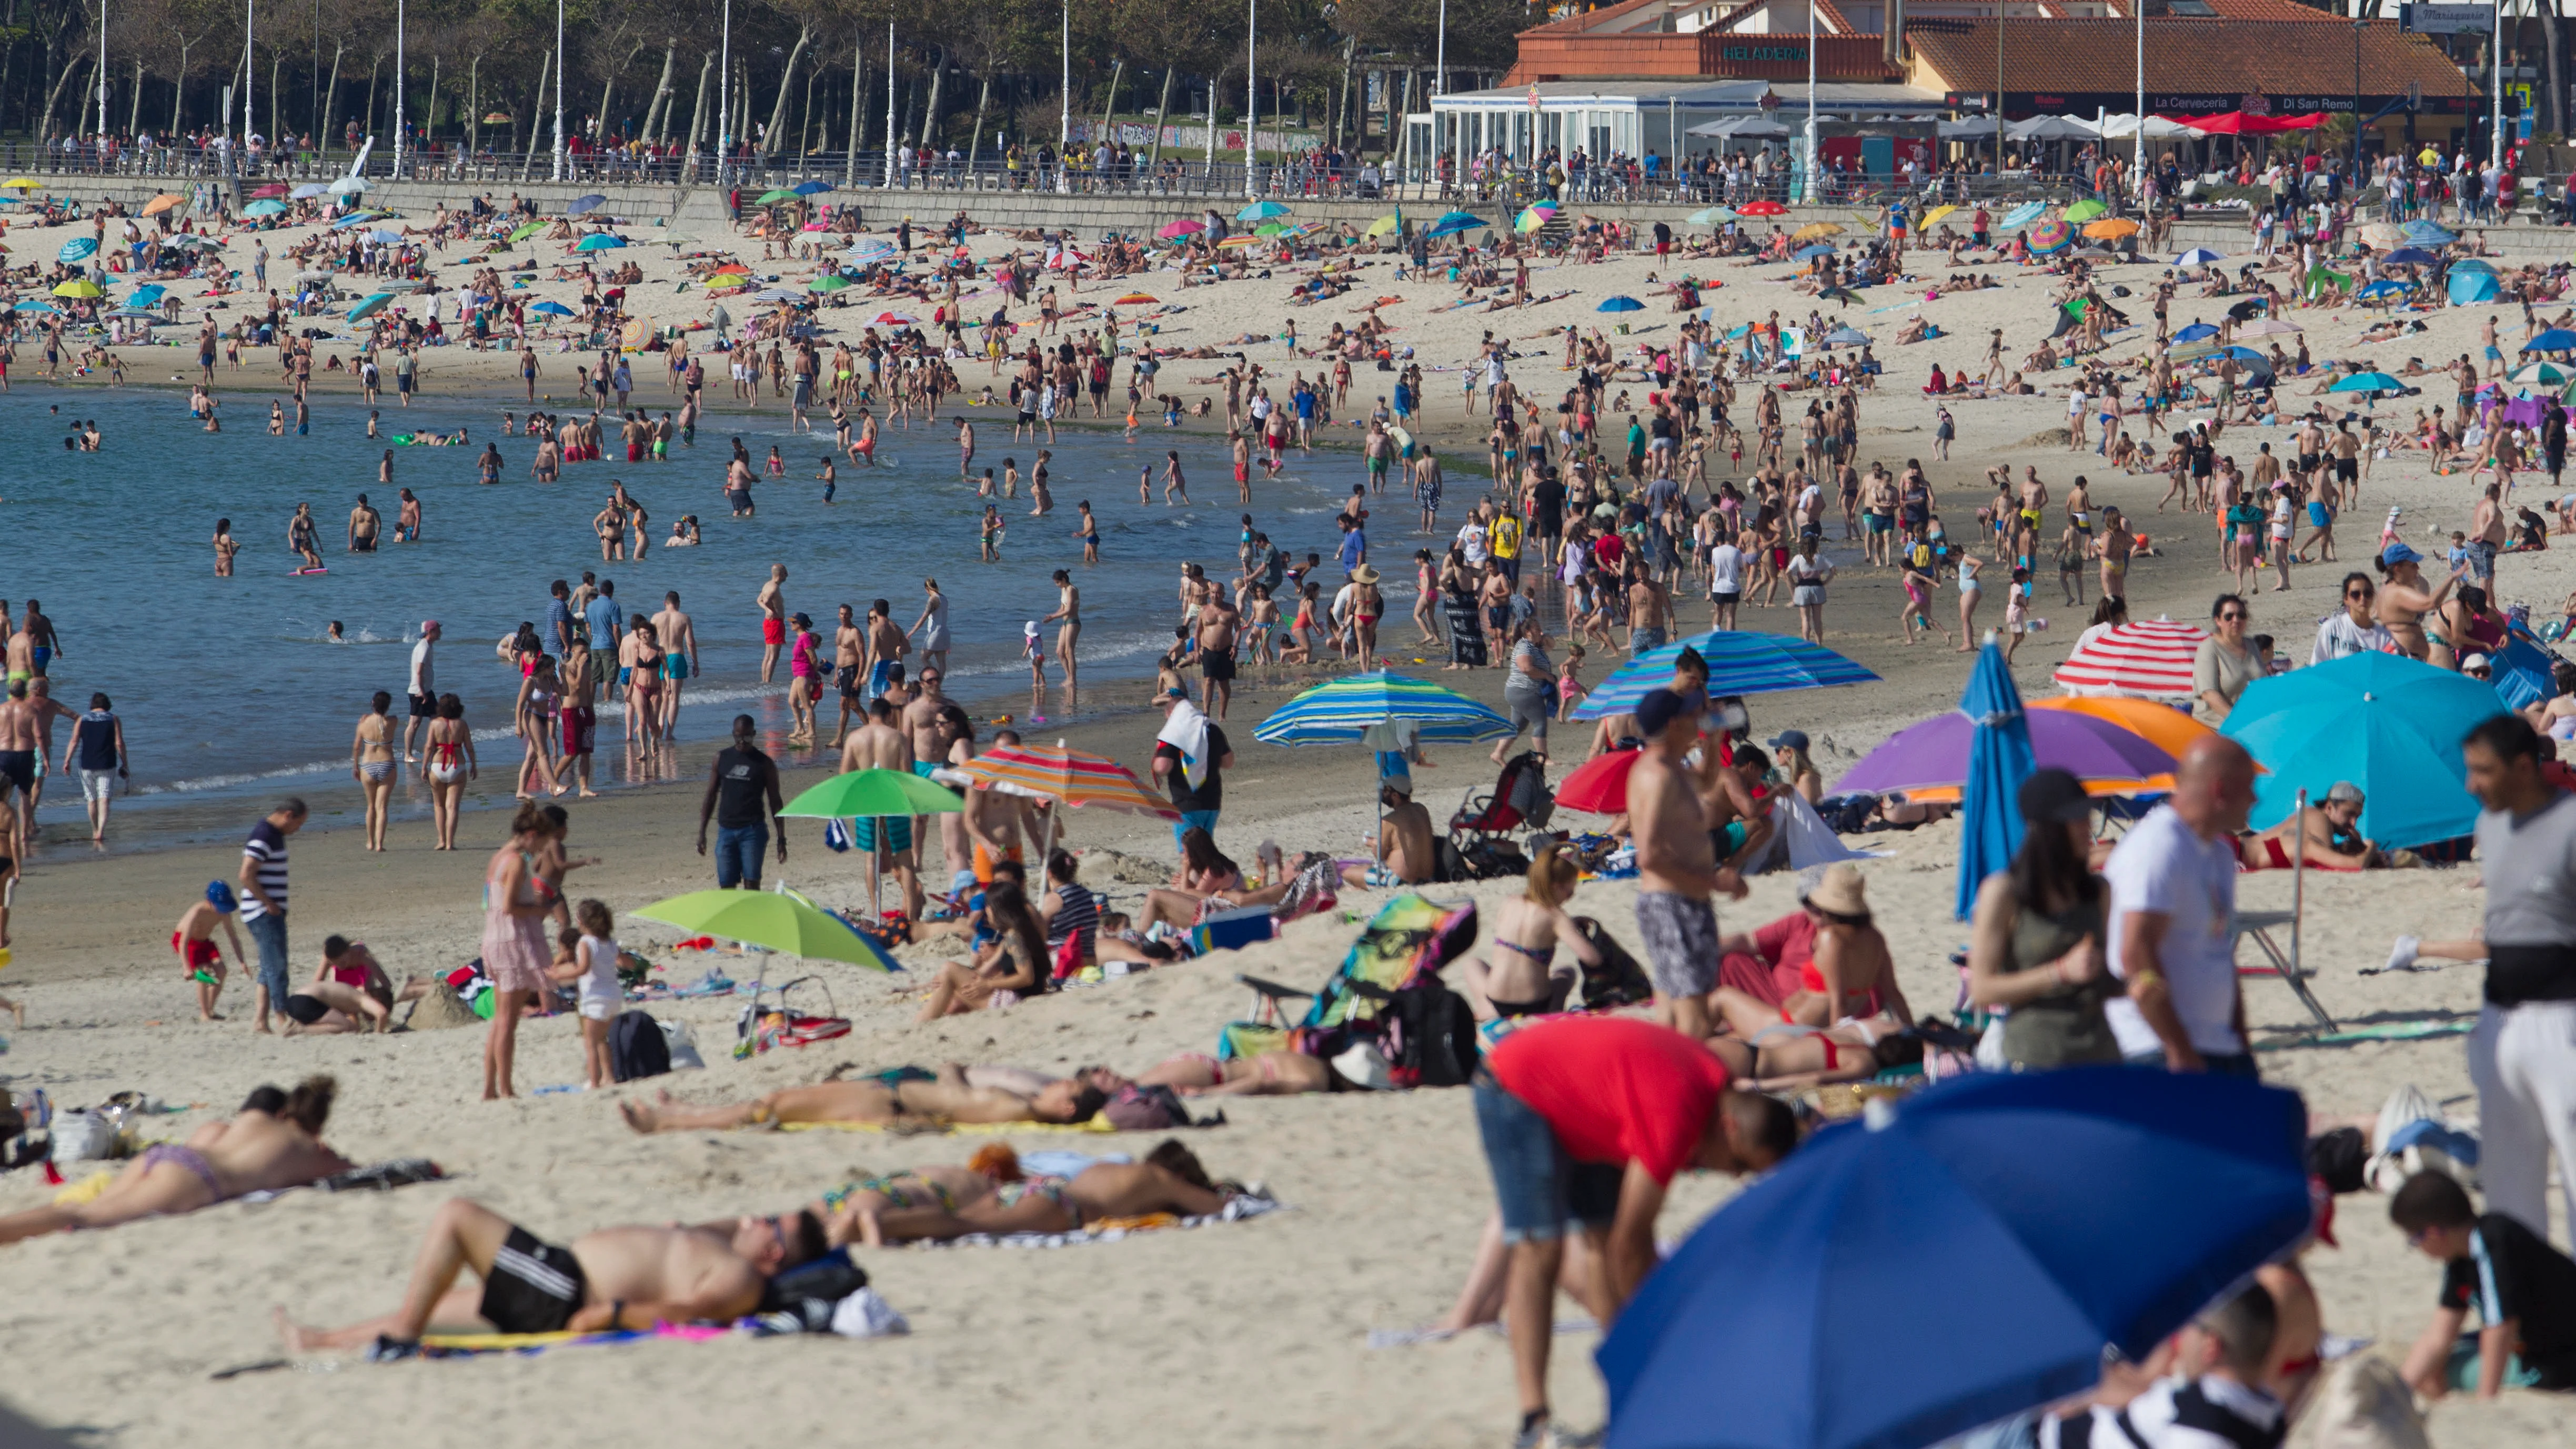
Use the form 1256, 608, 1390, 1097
206, 880, 238, 913
2461, 652, 2492, 672
2379, 540, 2422, 568
1766, 729, 1810, 751
1635, 687, 1700, 740
2017, 768, 2093, 826
420, 619, 440, 632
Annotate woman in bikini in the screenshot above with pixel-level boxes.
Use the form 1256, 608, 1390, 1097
1456, 843, 1605, 1024
1280, 582, 1320, 665
1042, 570, 1081, 692
1135, 830, 1249, 930
480, 802, 561, 1100
424, 694, 476, 850
815, 1145, 1014, 1247
1713, 864, 1912, 1037
913, 884, 1053, 1021
622, 616, 666, 749
857, 1141, 1229, 1244
1414, 548, 1444, 646
2371, 541, 2462, 662
513, 655, 564, 798
349, 691, 398, 851
0, 1078, 348, 1244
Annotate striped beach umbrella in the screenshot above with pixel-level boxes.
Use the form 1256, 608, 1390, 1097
2026, 217, 2074, 255
1571, 631, 1879, 722
2052, 619, 2209, 702
1254, 671, 1512, 746
954, 743, 1179, 820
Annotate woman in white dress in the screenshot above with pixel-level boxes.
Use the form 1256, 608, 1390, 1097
910, 578, 952, 676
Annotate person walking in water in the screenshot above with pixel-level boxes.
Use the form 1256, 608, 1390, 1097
756, 565, 789, 683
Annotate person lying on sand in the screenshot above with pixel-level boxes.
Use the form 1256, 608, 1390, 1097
847, 1139, 1229, 1244
617, 1062, 1108, 1133
1136, 1045, 1383, 1096
807, 1143, 1021, 1246
275, 1196, 827, 1357
2235, 780, 2399, 869
0, 1078, 349, 1245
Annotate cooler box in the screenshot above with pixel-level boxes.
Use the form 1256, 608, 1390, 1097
1189, 907, 1277, 955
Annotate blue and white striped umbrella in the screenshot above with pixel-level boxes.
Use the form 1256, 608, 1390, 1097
1254, 671, 1512, 745
1571, 631, 1879, 721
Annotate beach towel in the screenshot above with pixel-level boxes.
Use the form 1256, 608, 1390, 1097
780, 1116, 1119, 1136
1155, 698, 1213, 792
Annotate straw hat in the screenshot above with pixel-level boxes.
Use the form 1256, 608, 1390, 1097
1802, 863, 1869, 919
1351, 563, 1382, 583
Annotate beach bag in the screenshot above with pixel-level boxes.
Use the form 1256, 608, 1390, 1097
1382, 980, 1480, 1089
734, 976, 854, 1057
610, 1010, 672, 1082
2366, 1083, 2478, 1193
1571, 917, 1653, 1011
48, 1110, 117, 1163
659, 1019, 706, 1071
759, 1247, 871, 1330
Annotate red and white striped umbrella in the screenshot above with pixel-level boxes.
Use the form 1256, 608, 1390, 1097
2052, 619, 2209, 702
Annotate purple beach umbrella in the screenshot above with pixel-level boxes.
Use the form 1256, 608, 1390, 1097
1834, 710, 2177, 796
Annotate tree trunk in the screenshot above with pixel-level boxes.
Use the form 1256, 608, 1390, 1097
1097, 58, 1123, 149
644, 44, 676, 143
0, 0, 19, 146
362, 54, 379, 142
127, 55, 142, 136
844, 32, 866, 185
797, 58, 818, 169
172, 39, 193, 131
918, 46, 943, 148
320, 41, 343, 148
39, 51, 88, 142
686, 49, 712, 154
522, 47, 548, 178
425, 53, 439, 148
757, 25, 810, 163
2540, 3, 2567, 142
598, 71, 614, 145
270, 48, 281, 142
967, 69, 991, 171
468, 55, 480, 155
1334, 37, 1354, 152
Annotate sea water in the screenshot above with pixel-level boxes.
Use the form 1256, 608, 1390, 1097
2, 380, 1365, 849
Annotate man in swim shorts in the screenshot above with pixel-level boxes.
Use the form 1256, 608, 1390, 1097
275, 1198, 826, 1357
172, 881, 246, 1022
0, 678, 46, 843
757, 564, 788, 683
1625, 689, 1745, 1040
653, 591, 697, 737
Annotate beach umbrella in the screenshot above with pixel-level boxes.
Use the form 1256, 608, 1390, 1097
1215, 234, 1263, 250
1597, 295, 1645, 313
365, 229, 404, 244
56, 237, 96, 263
2081, 217, 2139, 240
1573, 631, 1878, 722
780, 768, 963, 821
2378, 246, 2438, 266
1111, 293, 1159, 305
808, 274, 852, 293
632, 889, 893, 969
49, 279, 100, 298
1955, 641, 2035, 920
705, 273, 749, 291
575, 233, 627, 251
1790, 222, 1843, 243
1794, 244, 1836, 261
241, 199, 287, 216
2353, 278, 2409, 305
1999, 200, 2046, 229
754, 188, 800, 205
2051, 618, 2208, 702
327, 175, 371, 194
291, 182, 329, 199
1253, 221, 1291, 237
1554, 748, 1643, 816
9, 300, 55, 314
2221, 651, 2505, 848
528, 300, 577, 316
2025, 218, 2073, 255
1156, 217, 1203, 239
506, 219, 547, 242
248, 182, 289, 198
1738, 199, 1788, 217
2523, 328, 2576, 353
2062, 199, 2109, 223
2171, 247, 2225, 266
953, 741, 1178, 863
1364, 214, 1404, 237
484, 110, 517, 124
1687, 206, 1734, 225
1833, 710, 2172, 798
2401, 219, 2457, 246
142, 193, 185, 216
754, 288, 806, 303
2360, 222, 2408, 248
1515, 205, 1555, 234
1236, 199, 1291, 222
2170, 321, 2219, 343
2328, 371, 2405, 394
126, 283, 165, 306
2486, 637, 2561, 712
2027, 697, 2222, 763
871, 310, 919, 326
1255, 671, 1513, 747
1599, 1069, 2313, 1449
1425, 210, 1487, 238
331, 211, 383, 228
0, 178, 37, 189
1819, 325, 1870, 348
346, 293, 396, 321
792, 180, 833, 196
566, 194, 609, 215
2511, 361, 2575, 386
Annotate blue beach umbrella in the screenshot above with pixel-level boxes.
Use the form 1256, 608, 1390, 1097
1999, 200, 2046, 229
2378, 246, 2439, 266
126, 283, 165, 306
1236, 199, 1291, 222
2448, 270, 2499, 306
575, 233, 627, 251
566, 194, 609, 215
1956, 640, 2034, 920
1425, 210, 1486, 238
792, 180, 833, 196
2355, 279, 2409, 302
2447, 257, 2498, 277
1253, 671, 1511, 745
2487, 637, 2561, 712
2522, 328, 2576, 353
529, 300, 577, 317
1597, 295, 1645, 313
2170, 247, 2225, 266
56, 237, 96, 263
331, 212, 382, 229
2171, 321, 2218, 343
345, 293, 396, 321
1598, 1068, 2313, 1449
11, 300, 57, 314
242, 199, 287, 216
2220, 651, 2505, 848
1572, 631, 1878, 721
2402, 220, 2458, 246
366, 229, 404, 244
2329, 371, 2405, 394
290, 182, 329, 199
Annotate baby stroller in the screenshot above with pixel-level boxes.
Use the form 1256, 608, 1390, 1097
1446, 750, 1555, 879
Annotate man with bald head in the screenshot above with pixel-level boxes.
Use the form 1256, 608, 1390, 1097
2102, 737, 2261, 1075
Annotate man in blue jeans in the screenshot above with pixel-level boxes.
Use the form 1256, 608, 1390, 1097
696, 715, 784, 889
1474, 1015, 1797, 1448
237, 798, 308, 1034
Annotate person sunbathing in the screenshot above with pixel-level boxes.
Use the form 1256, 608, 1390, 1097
617, 1062, 1107, 1133
1706, 1018, 1924, 1088
810, 1143, 1020, 1246
2237, 781, 2389, 869
1136, 1044, 1380, 1095
0, 1078, 349, 1245
1710, 864, 1912, 1037
276, 1196, 827, 1356
857, 1140, 1229, 1243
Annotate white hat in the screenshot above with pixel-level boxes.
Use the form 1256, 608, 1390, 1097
1024, 620, 1042, 636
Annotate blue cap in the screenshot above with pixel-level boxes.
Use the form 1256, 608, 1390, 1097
206, 880, 238, 914
2379, 540, 2422, 568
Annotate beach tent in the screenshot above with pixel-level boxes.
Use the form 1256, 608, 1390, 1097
2448, 269, 2500, 306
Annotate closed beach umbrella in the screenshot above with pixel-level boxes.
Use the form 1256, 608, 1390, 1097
1833, 710, 2172, 798
575, 233, 627, 251
632, 889, 892, 969
1955, 641, 2035, 919
2052, 619, 2207, 701
1236, 199, 1291, 221
1597, 295, 1646, 312
1598, 1069, 2314, 1449
57, 237, 96, 263
1255, 671, 1512, 746
2220, 651, 2504, 848
1574, 631, 1878, 722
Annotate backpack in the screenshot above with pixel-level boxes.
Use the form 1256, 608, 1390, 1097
1382, 980, 1480, 1089
610, 1009, 672, 1082
1571, 917, 1655, 1011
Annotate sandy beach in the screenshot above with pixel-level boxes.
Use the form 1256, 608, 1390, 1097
1, 193, 2572, 1446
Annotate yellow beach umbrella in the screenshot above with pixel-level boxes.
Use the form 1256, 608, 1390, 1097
1918, 204, 1958, 228
0, 178, 38, 190
142, 193, 185, 216
1365, 214, 1403, 237
51, 279, 102, 298
1791, 222, 1844, 243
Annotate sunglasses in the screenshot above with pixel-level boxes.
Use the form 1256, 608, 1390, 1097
2345, 587, 2372, 599
2219, 611, 2247, 621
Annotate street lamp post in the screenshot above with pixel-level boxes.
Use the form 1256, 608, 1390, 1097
1245, 0, 1257, 199
556, 0, 572, 179
713, 0, 731, 185
1803, 0, 1816, 204
243, 0, 256, 170
883, 22, 897, 187
96, 0, 107, 145
1060, 0, 1071, 192
394, 0, 404, 177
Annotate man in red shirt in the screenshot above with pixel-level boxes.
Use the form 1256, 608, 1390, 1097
1475, 1015, 1798, 1447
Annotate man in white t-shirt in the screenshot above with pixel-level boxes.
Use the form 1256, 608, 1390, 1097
1707, 535, 1746, 630
404, 620, 440, 763
2104, 737, 2259, 1076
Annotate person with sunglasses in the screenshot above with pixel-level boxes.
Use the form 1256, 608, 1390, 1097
2192, 595, 2260, 724
2311, 572, 2394, 663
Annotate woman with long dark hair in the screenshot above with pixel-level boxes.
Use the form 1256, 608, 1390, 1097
1964, 767, 2120, 1069
915, 882, 1052, 1020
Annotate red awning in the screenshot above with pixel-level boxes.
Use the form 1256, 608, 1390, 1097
2157, 111, 2327, 135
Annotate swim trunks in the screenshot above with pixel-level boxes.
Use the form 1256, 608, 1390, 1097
1201, 650, 1236, 683
479, 1225, 589, 1335
867, 661, 895, 697
851, 814, 913, 853
559, 707, 596, 757
1634, 890, 1720, 999
0, 751, 33, 793
662, 653, 691, 681
173, 931, 220, 970
763, 617, 786, 646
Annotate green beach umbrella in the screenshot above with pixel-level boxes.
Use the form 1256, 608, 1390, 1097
632, 888, 892, 968
808, 274, 853, 292
780, 767, 963, 820
508, 219, 547, 242
756, 187, 801, 205
2062, 199, 2108, 223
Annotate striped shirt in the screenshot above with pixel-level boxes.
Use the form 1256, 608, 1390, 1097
240, 820, 288, 921
1045, 881, 1100, 960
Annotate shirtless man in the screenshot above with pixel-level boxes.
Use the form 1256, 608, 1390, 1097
619, 1064, 1104, 1133
274, 1195, 825, 1357
840, 699, 922, 921
1702, 743, 1776, 877
0, 1078, 347, 1245
2098, 507, 2136, 602
1196, 591, 1241, 720
651, 591, 697, 737
346, 494, 382, 552
1859, 465, 1899, 566
755, 565, 788, 683
1627, 568, 1675, 656
864, 599, 910, 701
397, 488, 424, 541
1342, 779, 1435, 888
173, 881, 246, 1021
2064, 473, 2095, 542
2016, 466, 2051, 546
965, 727, 1042, 886
1627, 688, 1744, 1039
828, 604, 868, 747
726, 451, 758, 517
2468, 482, 2508, 590
0, 680, 47, 847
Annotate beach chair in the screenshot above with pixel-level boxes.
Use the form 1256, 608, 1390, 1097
1448, 750, 1555, 864
1218, 893, 1480, 1060
733, 976, 853, 1059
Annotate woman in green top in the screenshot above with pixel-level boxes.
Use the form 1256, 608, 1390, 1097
1964, 767, 2121, 1070
2224, 497, 2266, 595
